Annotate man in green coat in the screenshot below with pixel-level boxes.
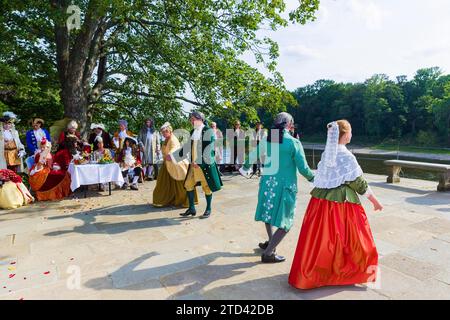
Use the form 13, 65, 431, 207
167, 111, 223, 219
240, 112, 314, 263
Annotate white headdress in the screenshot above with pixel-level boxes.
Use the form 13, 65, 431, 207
68, 120, 78, 130
323, 122, 339, 167
313, 121, 363, 189
160, 122, 173, 132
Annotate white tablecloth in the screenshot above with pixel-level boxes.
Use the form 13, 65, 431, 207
68, 163, 124, 192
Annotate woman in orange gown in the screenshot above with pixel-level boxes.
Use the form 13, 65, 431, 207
29, 137, 71, 201
288, 120, 383, 290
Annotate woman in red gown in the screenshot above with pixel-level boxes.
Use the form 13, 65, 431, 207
288, 120, 383, 290
29, 138, 71, 201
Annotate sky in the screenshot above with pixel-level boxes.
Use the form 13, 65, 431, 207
248, 0, 450, 90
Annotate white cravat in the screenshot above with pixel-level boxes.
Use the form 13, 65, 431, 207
191, 124, 205, 141
3, 130, 13, 141
34, 129, 45, 142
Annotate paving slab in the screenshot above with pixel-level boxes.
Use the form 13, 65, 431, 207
0, 173, 449, 300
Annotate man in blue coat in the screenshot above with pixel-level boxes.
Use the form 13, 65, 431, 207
26, 118, 51, 155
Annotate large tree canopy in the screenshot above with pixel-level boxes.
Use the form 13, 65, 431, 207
0, 0, 320, 133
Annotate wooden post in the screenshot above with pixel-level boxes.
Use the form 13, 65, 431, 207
387, 165, 401, 183
437, 171, 450, 192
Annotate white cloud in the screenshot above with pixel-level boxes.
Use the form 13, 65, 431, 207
245, 0, 450, 89
347, 0, 385, 30
282, 44, 324, 60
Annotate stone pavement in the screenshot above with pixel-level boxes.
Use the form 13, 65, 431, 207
1, 173, 450, 300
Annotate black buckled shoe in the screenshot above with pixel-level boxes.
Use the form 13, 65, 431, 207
261, 253, 286, 263
258, 241, 269, 250
180, 208, 196, 217
200, 210, 211, 219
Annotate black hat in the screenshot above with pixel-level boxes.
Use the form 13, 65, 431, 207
189, 111, 205, 122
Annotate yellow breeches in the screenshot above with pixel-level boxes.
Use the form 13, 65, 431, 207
184, 166, 212, 195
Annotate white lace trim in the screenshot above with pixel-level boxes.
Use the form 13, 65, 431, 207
313, 145, 364, 189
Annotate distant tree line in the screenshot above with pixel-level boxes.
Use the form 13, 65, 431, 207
288, 67, 450, 147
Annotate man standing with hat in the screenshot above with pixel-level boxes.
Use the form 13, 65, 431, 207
166, 111, 223, 219
0, 112, 26, 172
89, 123, 112, 151
26, 118, 52, 155
113, 119, 135, 162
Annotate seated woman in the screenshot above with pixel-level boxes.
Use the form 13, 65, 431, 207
54, 136, 81, 171
93, 137, 113, 191
93, 137, 112, 161
29, 137, 71, 201
117, 137, 142, 190
152, 122, 198, 208
0, 169, 34, 210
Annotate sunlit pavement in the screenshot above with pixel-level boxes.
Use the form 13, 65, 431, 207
1, 173, 450, 300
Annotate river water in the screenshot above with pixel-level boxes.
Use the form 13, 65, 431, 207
304, 149, 450, 182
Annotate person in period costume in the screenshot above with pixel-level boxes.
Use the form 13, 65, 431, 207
29, 137, 71, 201
0, 112, 26, 173
25, 118, 52, 171
288, 120, 383, 290
117, 137, 142, 190
93, 137, 112, 161
153, 122, 198, 207
54, 136, 82, 171
232, 120, 245, 172
252, 122, 267, 176
166, 111, 223, 219
26, 118, 52, 155
0, 168, 34, 209
210, 122, 224, 173
138, 118, 161, 181
57, 120, 82, 152
88, 123, 112, 151
113, 120, 135, 162
240, 112, 314, 263
93, 137, 113, 191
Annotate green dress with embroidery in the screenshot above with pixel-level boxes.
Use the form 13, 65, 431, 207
243, 130, 314, 231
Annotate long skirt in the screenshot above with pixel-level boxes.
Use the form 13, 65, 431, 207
29, 168, 71, 201
152, 163, 198, 208
288, 197, 378, 290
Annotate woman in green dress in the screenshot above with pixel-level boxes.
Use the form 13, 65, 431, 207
240, 112, 314, 263
152, 123, 198, 208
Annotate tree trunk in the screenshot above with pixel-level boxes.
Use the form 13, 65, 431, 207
62, 82, 89, 138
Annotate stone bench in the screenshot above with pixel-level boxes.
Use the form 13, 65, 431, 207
384, 160, 450, 192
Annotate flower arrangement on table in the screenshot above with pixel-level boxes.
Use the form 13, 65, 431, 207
0, 169, 23, 185
98, 153, 114, 164
73, 151, 90, 165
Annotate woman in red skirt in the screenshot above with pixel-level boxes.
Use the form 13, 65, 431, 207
289, 120, 383, 290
